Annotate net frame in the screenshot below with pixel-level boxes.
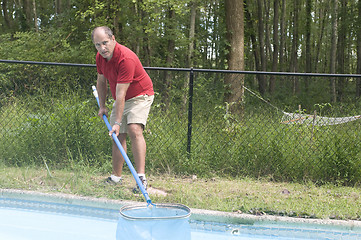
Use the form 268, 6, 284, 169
119, 203, 191, 220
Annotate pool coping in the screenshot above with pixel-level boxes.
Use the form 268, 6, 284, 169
1, 188, 361, 232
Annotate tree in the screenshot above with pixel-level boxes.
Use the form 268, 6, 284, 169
270, 0, 280, 93
336, 0, 348, 102
224, 0, 245, 114
257, 0, 267, 96
162, 6, 176, 108
357, 0, 361, 98
279, 0, 286, 71
304, 0, 312, 90
314, 0, 327, 73
330, 0, 338, 103
1, 0, 13, 30
188, 1, 197, 67
290, 0, 300, 94
244, 0, 260, 73
2, 0, 361, 109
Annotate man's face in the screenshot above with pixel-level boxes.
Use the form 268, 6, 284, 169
93, 29, 116, 61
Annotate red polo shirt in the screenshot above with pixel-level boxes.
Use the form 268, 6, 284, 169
96, 42, 154, 101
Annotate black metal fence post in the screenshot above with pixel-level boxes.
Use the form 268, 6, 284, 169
187, 68, 194, 157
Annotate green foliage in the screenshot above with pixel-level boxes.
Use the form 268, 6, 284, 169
0, 93, 110, 168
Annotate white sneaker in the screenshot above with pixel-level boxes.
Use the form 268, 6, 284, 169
133, 176, 147, 193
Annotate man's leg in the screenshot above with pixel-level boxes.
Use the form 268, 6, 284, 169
127, 123, 146, 174
112, 133, 127, 177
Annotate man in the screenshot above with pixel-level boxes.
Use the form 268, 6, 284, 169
92, 26, 154, 192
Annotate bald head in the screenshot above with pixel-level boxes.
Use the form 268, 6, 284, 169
92, 26, 116, 61
91, 26, 114, 42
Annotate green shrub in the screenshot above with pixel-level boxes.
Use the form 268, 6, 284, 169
0, 94, 111, 168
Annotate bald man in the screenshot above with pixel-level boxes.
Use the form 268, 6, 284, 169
92, 26, 154, 192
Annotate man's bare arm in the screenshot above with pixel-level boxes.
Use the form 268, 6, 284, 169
110, 82, 130, 136
96, 74, 108, 119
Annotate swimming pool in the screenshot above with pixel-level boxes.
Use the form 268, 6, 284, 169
1, 190, 361, 240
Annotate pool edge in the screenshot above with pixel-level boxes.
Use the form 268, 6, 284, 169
1, 188, 361, 231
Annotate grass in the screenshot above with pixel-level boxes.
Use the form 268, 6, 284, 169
1, 163, 361, 221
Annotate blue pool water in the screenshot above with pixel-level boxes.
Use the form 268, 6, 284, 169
1, 196, 361, 240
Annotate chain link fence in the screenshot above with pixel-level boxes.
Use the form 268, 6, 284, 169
1, 60, 361, 185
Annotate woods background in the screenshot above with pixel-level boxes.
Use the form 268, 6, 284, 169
2, 0, 361, 102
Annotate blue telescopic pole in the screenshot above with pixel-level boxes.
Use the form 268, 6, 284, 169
92, 86, 153, 205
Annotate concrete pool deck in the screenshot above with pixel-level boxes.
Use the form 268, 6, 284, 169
1, 188, 361, 233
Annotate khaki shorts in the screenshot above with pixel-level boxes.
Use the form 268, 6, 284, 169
110, 94, 154, 134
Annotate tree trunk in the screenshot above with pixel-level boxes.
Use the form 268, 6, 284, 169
279, 0, 286, 71
314, 5, 327, 73
330, 0, 338, 103
33, 0, 38, 32
291, 0, 300, 94
21, 0, 32, 30
188, 1, 197, 67
55, 0, 62, 15
203, 3, 212, 68
244, 0, 262, 85
132, 0, 140, 56
264, 0, 272, 62
183, 1, 197, 109
270, 0, 279, 93
336, 0, 347, 102
113, 0, 121, 42
257, 0, 267, 96
142, 6, 152, 67
357, 0, 361, 98
162, 8, 176, 109
2, 0, 13, 29
305, 0, 312, 91
224, 0, 244, 114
